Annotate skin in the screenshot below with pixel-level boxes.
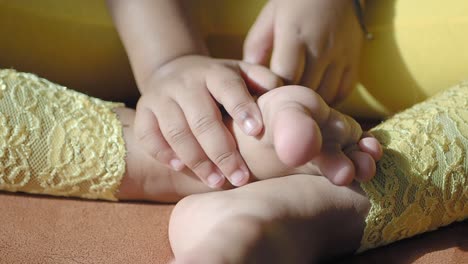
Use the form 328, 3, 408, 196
169, 175, 370, 264
113, 85, 381, 263
107, 0, 269, 188
244, 0, 364, 104
116, 85, 382, 202
107, 0, 365, 189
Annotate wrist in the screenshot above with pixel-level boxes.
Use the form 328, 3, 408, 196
138, 54, 209, 95
137, 52, 207, 94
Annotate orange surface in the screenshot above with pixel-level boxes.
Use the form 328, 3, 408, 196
0, 192, 466, 263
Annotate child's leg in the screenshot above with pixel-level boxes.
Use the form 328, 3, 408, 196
169, 83, 468, 262
0, 70, 379, 202
0, 69, 211, 202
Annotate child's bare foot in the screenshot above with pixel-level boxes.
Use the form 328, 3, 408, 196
115, 86, 381, 201
236, 85, 382, 185
169, 175, 371, 263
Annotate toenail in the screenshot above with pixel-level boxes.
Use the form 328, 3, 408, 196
207, 172, 224, 188
230, 169, 247, 186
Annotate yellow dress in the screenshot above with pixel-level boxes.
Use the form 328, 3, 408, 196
1, 0, 468, 117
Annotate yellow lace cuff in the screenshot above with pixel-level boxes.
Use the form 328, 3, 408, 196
0, 69, 126, 201
359, 82, 468, 251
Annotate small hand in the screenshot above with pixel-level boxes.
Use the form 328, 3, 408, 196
244, 0, 364, 104
134, 55, 281, 188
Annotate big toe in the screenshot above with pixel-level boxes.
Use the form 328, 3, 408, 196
274, 108, 322, 167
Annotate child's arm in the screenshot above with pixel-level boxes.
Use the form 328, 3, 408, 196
244, 0, 365, 104
107, 1, 279, 188
106, 0, 207, 90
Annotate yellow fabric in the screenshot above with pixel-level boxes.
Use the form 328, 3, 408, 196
0, 69, 126, 201
2, 1, 468, 118
359, 83, 468, 251
0, 1, 467, 248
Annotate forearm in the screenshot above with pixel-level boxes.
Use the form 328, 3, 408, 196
106, 0, 208, 92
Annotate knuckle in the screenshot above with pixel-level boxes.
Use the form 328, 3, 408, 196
135, 127, 155, 143
166, 125, 191, 144
231, 100, 252, 117
146, 145, 167, 161
186, 156, 211, 173
221, 77, 245, 90
293, 25, 304, 40
191, 114, 219, 136
135, 130, 167, 160
217, 77, 247, 102
312, 37, 332, 58
214, 77, 245, 102
213, 150, 236, 167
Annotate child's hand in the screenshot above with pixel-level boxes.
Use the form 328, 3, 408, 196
135, 55, 281, 188
244, 0, 364, 104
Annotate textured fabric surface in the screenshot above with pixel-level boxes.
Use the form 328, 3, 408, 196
341, 220, 468, 264
0, 70, 126, 201
0, 192, 466, 263
0, 193, 174, 264
360, 83, 468, 251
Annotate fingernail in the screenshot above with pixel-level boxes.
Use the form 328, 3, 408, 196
207, 172, 224, 188
230, 169, 248, 186
170, 159, 185, 171
243, 118, 258, 135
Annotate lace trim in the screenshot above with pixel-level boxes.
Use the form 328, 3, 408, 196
359, 82, 468, 251
0, 69, 126, 201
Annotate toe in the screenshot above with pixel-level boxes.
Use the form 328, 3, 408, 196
348, 151, 376, 182
274, 109, 322, 167
358, 137, 383, 161
313, 149, 355, 186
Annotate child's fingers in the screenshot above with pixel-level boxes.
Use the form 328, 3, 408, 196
299, 53, 327, 91
316, 64, 344, 104
206, 66, 263, 137
134, 97, 184, 171
178, 90, 250, 187
270, 22, 305, 84
238, 62, 283, 94
243, 1, 274, 65
334, 66, 357, 104
157, 97, 227, 189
